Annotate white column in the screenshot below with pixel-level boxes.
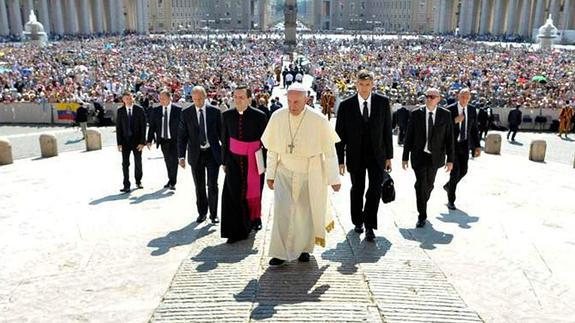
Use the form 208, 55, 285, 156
78, 0, 91, 34
64, 0, 79, 34
445, 0, 456, 32
8, 0, 23, 36
506, 0, 518, 35
142, 0, 148, 34
135, 0, 143, 33
51, 0, 64, 35
519, 0, 533, 37
434, 0, 443, 33
491, 0, 506, 35
107, 0, 117, 33
459, 0, 474, 35
532, 0, 546, 29
117, 0, 125, 34
479, 0, 492, 34
0, 0, 10, 36
549, 0, 560, 22
562, 0, 573, 31
92, 0, 104, 34
22, 0, 32, 19
38, 0, 50, 35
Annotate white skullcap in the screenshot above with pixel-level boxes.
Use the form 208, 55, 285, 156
287, 82, 309, 93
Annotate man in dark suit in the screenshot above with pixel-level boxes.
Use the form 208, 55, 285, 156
402, 88, 455, 228
507, 105, 522, 141
395, 102, 410, 145
335, 70, 393, 242
75, 102, 88, 139
116, 91, 147, 193
270, 99, 282, 114
178, 86, 222, 224
146, 89, 182, 190
444, 89, 481, 210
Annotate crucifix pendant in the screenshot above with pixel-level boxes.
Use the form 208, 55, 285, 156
288, 143, 295, 154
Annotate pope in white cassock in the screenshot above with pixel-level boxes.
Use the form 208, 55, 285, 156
261, 83, 342, 267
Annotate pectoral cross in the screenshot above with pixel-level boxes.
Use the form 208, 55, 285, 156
288, 143, 295, 154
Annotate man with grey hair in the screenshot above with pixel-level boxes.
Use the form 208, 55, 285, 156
444, 88, 481, 210
178, 85, 222, 224
262, 82, 341, 267
402, 88, 455, 228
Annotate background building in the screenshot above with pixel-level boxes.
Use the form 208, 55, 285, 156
0, 0, 150, 37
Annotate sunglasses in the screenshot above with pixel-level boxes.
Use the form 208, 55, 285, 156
425, 95, 439, 99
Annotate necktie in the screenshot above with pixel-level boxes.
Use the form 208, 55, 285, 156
362, 101, 369, 122
163, 107, 169, 139
127, 108, 132, 137
428, 111, 433, 151
199, 109, 207, 146
460, 109, 466, 141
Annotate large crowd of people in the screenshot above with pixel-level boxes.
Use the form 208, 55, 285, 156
1, 34, 574, 113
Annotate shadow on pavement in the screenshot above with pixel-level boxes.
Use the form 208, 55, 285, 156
235, 258, 329, 321
399, 222, 453, 250
129, 188, 174, 204
437, 209, 479, 229
191, 234, 258, 272
89, 192, 131, 205
509, 140, 524, 146
147, 222, 214, 256
321, 230, 392, 275
65, 138, 84, 145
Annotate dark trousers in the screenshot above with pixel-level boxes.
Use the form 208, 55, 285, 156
160, 139, 178, 186
447, 141, 469, 204
507, 125, 518, 140
191, 149, 220, 218
478, 125, 488, 139
349, 157, 384, 230
121, 141, 142, 189
398, 126, 407, 145
413, 154, 438, 221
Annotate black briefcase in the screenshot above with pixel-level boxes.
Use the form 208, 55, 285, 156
381, 172, 395, 204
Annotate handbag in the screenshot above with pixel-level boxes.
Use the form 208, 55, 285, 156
381, 172, 395, 204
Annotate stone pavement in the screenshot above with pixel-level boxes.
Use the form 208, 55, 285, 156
1, 125, 574, 322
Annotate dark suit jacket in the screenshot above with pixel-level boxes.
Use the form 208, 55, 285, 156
335, 93, 393, 171
178, 104, 222, 167
446, 103, 480, 150
396, 107, 410, 128
508, 109, 522, 126
402, 106, 455, 169
116, 105, 147, 146
75, 106, 88, 123
147, 104, 182, 147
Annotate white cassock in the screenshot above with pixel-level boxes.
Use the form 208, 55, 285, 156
261, 106, 340, 261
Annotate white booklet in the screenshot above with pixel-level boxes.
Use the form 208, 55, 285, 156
255, 149, 265, 175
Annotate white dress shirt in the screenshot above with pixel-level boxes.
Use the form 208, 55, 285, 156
424, 107, 436, 154
161, 103, 172, 139
196, 104, 210, 149
358, 94, 371, 117
457, 103, 468, 142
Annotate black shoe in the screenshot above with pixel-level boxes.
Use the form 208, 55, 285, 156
163, 182, 170, 188
169, 185, 176, 191
120, 187, 130, 193
269, 258, 286, 267
254, 223, 262, 231
226, 237, 241, 244
136, 183, 143, 189
298, 253, 310, 262
365, 228, 375, 242
354, 225, 364, 234
416, 219, 426, 228
447, 202, 456, 210
210, 217, 219, 224
196, 214, 207, 223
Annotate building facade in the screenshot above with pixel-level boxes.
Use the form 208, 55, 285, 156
0, 0, 150, 37
303, 0, 435, 33
436, 0, 575, 41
